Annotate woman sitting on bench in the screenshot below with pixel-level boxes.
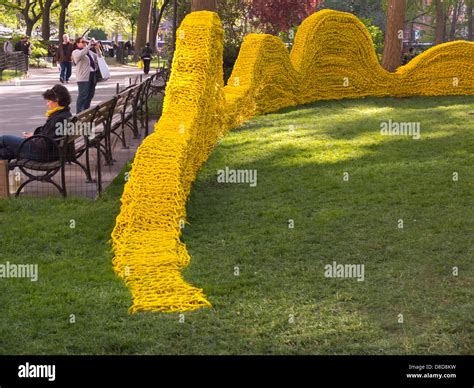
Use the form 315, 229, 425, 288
0, 84, 72, 162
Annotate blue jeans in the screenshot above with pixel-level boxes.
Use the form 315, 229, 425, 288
0, 135, 33, 160
76, 72, 97, 113
59, 61, 72, 82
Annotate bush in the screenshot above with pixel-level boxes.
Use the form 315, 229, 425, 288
360, 18, 384, 61
223, 41, 240, 83
278, 27, 298, 49
30, 39, 49, 58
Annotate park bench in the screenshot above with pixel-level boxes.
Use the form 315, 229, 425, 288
109, 86, 139, 153
117, 74, 142, 93
110, 76, 159, 149
137, 77, 153, 136
8, 134, 81, 198
7, 101, 114, 198
149, 68, 169, 96
67, 98, 118, 192
130, 81, 147, 138
91, 97, 118, 168
4, 69, 168, 198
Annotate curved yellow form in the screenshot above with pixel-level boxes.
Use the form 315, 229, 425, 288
112, 10, 474, 313
227, 9, 474, 120
111, 12, 224, 313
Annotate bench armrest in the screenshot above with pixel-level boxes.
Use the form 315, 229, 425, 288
15, 135, 64, 161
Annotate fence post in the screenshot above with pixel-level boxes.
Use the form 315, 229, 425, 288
0, 161, 9, 198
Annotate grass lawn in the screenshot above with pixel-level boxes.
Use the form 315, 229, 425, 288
0, 69, 25, 83
0, 95, 473, 355
129, 57, 169, 69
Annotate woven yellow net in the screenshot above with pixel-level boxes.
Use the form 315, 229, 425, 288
111, 10, 474, 313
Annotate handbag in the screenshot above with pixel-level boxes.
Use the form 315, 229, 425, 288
97, 57, 110, 80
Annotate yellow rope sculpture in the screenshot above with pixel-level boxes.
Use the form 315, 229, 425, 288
111, 10, 474, 313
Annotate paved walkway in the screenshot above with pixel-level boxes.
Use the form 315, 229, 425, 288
0, 64, 145, 136
0, 64, 161, 198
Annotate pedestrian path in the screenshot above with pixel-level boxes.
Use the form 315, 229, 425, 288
1, 63, 160, 198
0, 64, 144, 136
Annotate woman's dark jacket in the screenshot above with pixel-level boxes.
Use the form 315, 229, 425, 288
28, 107, 72, 162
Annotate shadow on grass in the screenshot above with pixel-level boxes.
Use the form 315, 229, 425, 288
182, 96, 474, 354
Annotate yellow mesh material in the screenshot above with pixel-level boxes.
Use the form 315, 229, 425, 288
111, 12, 225, 313
111, 10, 474, 313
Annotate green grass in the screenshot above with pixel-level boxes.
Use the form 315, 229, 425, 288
130, 58, 169, 69
147, 95, 164, 118
0, 96, 473, 355
0, 69, 25, 82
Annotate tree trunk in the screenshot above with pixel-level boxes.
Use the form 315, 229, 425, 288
467, 1, 473, 41
381, 0, 407, 72
435, 0, 445, 44
150, 0, 170, 53
169, 0, 177, 68
172, 0, 177, 52
25, 20, 35, 37
136, 0, 152, 53
21, 0, 42, 38
58, 0, 71, 40
148, 0, 155, 49
449, 0, 460, 41
191, 0, 216, 12
41, 0, 54, 40
58, 6, 66, 39
131, 22, 135, 46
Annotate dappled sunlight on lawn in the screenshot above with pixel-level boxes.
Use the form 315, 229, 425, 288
182, 95, 473, 354
222, 99, 470, 168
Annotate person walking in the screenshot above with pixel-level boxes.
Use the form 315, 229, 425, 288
141, 43, 153, 75
55, 34, 73, 83
3, 39, 13, 54
72, 37, 101, 113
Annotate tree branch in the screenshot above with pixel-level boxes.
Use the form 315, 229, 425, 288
405, 11, 428, 23
0, 0, 22, 10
